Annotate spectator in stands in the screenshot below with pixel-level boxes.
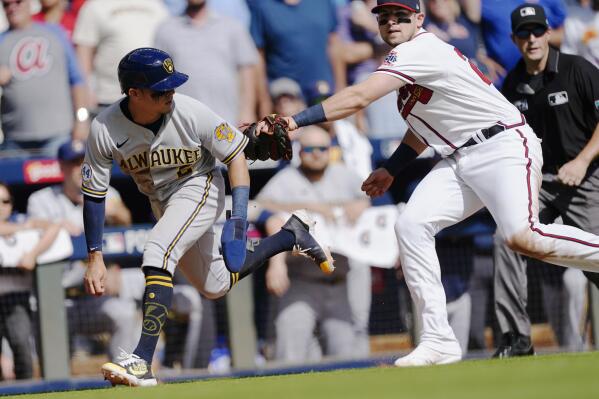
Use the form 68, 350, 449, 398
425, 0, 502, 81
335, 0, 378, 86
207, 0, 251, 28
257, 126, 370, 363
32, 0, 83, 40
0, 182, 60, 380
26, 140, 140, 360
249, 0, 346, 116
72, 0, 168, 115
476, 0, 567, 85
562, 0, 599, 68
494, 4, 599, 357
0, 0, 89, 157
163, 0, 187, 16
154, 0, 258, 125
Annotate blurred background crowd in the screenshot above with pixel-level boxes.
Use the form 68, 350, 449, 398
0, 0, 598, 383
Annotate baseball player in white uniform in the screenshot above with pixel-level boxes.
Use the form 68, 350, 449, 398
81, 47, 333, 387
260, 0, 599, 367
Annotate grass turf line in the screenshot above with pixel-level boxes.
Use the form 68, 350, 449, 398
11, 351, 599, 399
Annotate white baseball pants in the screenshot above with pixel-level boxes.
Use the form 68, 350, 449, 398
396, 124, 599, 352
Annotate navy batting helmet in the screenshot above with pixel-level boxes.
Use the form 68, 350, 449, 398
118, 47, 189, 94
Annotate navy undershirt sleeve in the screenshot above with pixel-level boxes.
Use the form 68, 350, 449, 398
83, 194, 105, 252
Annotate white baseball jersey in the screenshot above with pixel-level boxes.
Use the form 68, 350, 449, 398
81, 93, 248, 202
375, 28, 523, 156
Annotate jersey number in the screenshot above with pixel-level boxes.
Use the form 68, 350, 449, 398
397, 84, 433, 118
453, 47, 492, 85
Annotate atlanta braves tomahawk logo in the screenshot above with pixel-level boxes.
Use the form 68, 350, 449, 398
9, 36, 53, 80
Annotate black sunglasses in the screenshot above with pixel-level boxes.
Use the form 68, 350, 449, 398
515, 26, 547, 39
301, 146, 329, 153
377, 11, 413, 26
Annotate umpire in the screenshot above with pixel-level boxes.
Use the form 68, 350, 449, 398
493, 4, 599, 357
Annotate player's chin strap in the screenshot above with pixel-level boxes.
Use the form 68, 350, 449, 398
221, 186, 249, 274
83, 194, 106, 252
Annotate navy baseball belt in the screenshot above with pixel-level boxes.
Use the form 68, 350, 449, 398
461, 124, 506, 148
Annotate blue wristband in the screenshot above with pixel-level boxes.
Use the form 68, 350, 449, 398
292, 103, 327, 127
231, 186, 249, 219
382, 142, 419, 177
83, 195, 106, 252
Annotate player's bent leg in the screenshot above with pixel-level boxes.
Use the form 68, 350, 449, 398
231, 210, 335, 287
504, 225, 599, 272
178, 230, 231, 299
464, 126, 599, 272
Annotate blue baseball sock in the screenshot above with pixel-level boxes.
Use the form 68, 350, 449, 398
229, 229, 295, 287
133, 267, 173, 364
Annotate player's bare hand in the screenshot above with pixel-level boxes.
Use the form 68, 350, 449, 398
85, 252, 107, 296
256, 115, 297, 136
557, 158, 589, 187
361, 168, 394, 197
266, 260, 290, 297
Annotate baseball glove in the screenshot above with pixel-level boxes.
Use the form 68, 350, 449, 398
242, 114, 292, 162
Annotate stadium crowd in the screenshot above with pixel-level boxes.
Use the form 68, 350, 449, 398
0, 0, 598, 382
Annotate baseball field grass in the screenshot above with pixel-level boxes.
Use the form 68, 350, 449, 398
10, 351, 599, 399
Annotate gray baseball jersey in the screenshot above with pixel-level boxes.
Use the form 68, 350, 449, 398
82, 93, 248, 202
82, 93, 247, 292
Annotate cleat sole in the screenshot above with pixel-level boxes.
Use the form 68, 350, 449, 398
319, 261, 335, 274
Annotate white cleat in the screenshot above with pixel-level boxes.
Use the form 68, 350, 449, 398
101, 350, 157, 387
394, 344, 462, 367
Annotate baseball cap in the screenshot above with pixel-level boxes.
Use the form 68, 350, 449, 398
57, 140, 86, 162
269, 78, 304, 101
511, 4, 549, 33
371, 0, 420, 14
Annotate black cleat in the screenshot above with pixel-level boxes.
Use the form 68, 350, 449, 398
101, 350, 157, 387
282, 210, 335, 274
492, 333, 535, 359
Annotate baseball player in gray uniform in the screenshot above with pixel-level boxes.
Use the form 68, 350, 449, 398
81, 47, 333, 387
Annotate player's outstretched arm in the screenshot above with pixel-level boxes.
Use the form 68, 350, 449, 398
256, 73, 404, 135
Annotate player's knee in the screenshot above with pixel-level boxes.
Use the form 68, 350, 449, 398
195, 281, 228, 300
201, 289, 226, 300
505, 229, 553, 259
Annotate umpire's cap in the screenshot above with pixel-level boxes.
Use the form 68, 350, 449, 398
511, 4, 549, 33
118, 47, 189, 94
371, 0, 420, 14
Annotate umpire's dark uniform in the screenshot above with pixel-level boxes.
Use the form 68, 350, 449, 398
494, 47, 599, 354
